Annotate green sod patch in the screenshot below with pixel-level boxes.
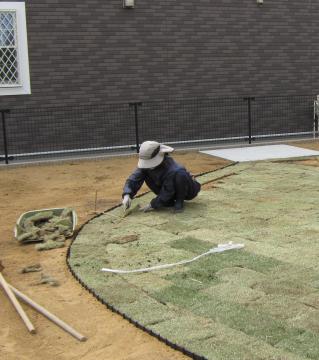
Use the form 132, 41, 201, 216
69, 159, 319, 360
187, 249, 283, 274
170, 236, 214, 253
154, 285, 305, 346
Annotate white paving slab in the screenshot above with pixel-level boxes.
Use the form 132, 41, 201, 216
200, 145, 319, 162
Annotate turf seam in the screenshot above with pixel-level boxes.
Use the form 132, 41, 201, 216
200, 172, 238, 186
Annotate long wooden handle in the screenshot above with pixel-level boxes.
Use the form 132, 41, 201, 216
9, 284, 87, 342
0, 272, 36, 334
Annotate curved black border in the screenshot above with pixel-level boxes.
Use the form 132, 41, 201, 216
66, 162, 238, 360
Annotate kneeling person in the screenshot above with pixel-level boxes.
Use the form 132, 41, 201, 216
122, 141, 201, 213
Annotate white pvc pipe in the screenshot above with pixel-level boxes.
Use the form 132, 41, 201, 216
101, 243, 244, 274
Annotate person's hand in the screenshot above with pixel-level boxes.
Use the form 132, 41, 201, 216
122, 194, 132, 210
140, 203, 154, 213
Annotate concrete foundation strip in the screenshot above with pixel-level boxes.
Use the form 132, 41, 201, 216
0, 272, 36, 334
101, 242, 245, 274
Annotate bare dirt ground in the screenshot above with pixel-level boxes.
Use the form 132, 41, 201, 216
0, 141, 318, 360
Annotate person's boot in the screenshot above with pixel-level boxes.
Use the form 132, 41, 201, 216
164, 199, 175, 208
173, 200, 184, 213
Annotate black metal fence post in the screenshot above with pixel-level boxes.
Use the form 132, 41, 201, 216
244, 97, 255, 144
314, 115, 319, 138
0, 109, 11, 164
129, 102, 142, 153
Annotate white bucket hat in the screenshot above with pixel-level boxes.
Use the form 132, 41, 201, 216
138, 141, 174, 169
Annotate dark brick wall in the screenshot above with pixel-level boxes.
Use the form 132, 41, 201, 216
0, 0, 317, 109
0, 1, 317, 158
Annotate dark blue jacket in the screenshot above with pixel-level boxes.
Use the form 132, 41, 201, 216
122, 156, 201, 209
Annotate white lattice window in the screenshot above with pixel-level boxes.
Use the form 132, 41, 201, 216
1, 11, 18, 85
0, 3, 30, 95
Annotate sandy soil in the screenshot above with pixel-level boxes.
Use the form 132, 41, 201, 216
0, 141, 318, 360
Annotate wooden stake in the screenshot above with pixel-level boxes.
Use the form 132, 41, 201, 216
94, 190, 98, 213
0, 272, 36, 334
9, 284, 87, 342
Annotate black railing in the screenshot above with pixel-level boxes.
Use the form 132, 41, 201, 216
0, 95, 317, 164
0, 109, 10, 164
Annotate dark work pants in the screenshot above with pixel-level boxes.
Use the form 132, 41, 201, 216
161, 171, 189, 208
161, 170, 200, 209
174, 171, 190, 207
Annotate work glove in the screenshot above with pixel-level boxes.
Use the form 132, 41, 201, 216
122, 194, 132, 210
140, 203, 154, 213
